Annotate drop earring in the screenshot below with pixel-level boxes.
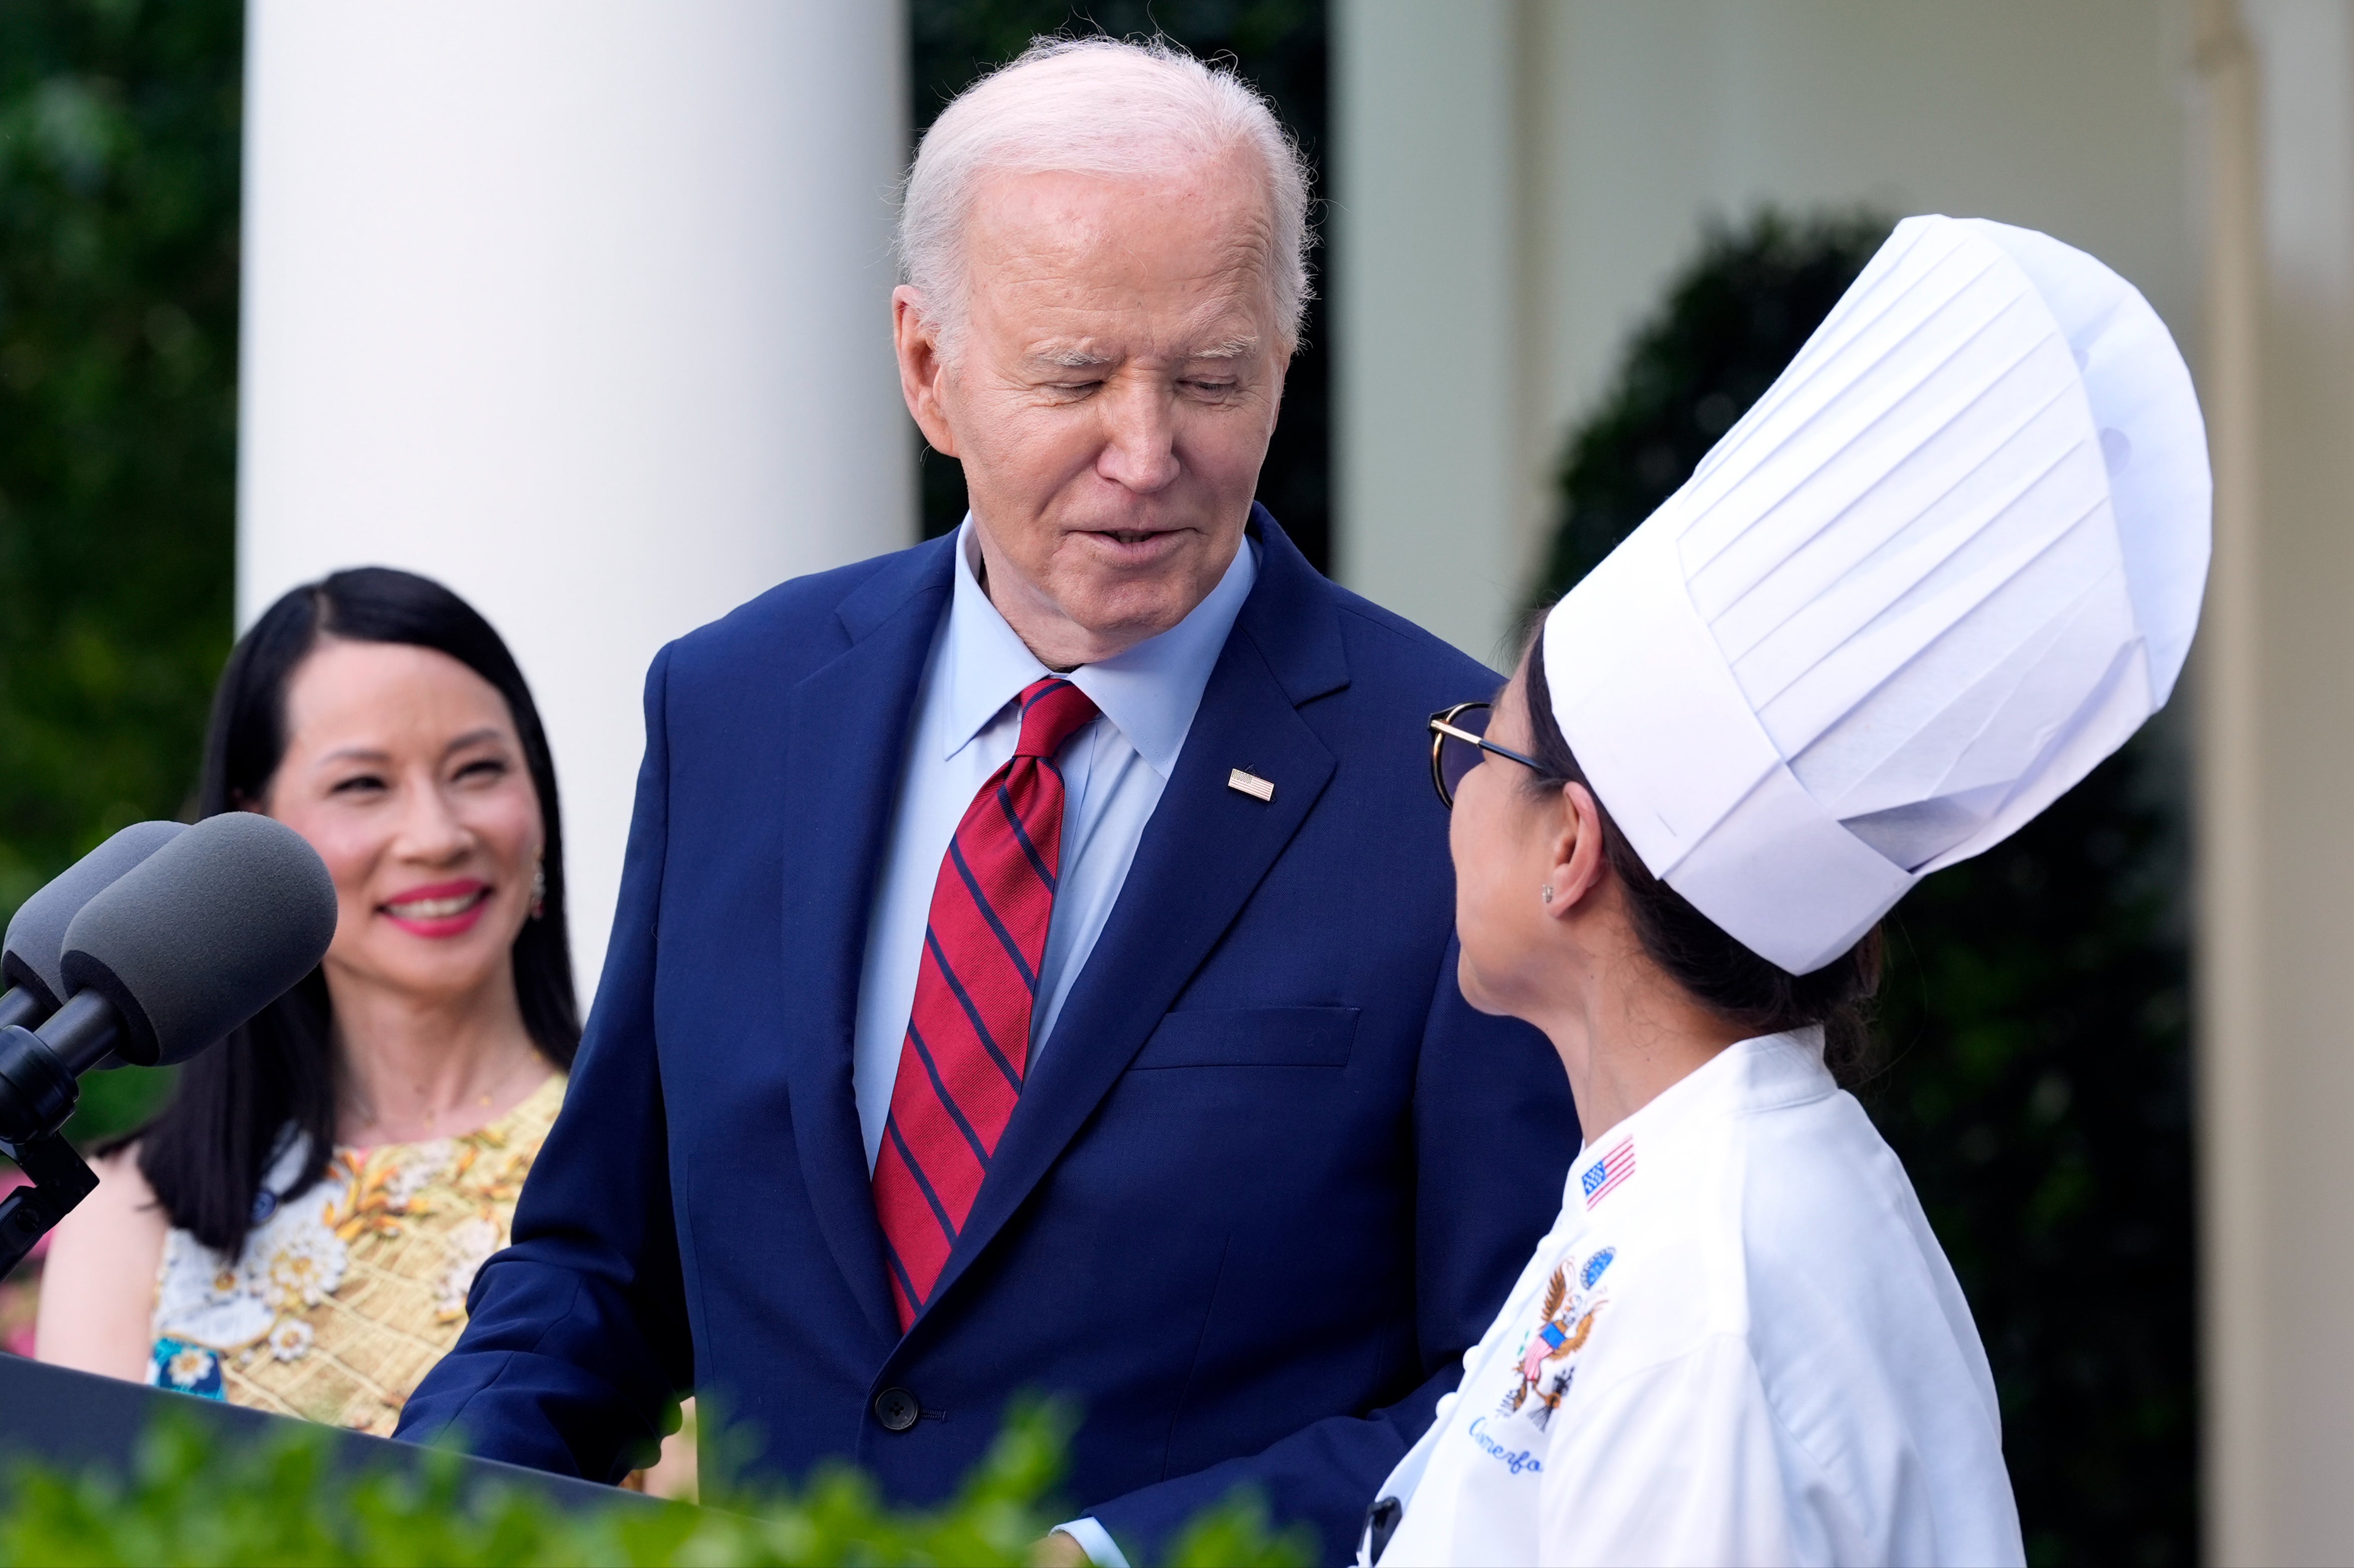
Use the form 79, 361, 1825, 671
530, 859, 547, 920
1541, 885, 1555, 905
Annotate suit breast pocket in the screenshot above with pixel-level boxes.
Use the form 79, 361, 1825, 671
1128, 1006, 1360, 1069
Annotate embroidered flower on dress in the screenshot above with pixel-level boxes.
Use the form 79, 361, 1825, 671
268, 1318, 315, 1362
384, 1143, 452, 1208
154, 1184, 349, 1351
148, 1337, 225, 1399
147, 1077, 567, 1437
153, 1231, 276, 1350
433, 1217, 501, 1323
264, 1218, 350, 1310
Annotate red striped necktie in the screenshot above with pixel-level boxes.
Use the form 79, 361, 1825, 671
873, 675, 1100, 1330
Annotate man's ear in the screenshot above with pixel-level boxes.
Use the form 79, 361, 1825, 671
1541, 781, 1610, 919
893, 286, 959, 458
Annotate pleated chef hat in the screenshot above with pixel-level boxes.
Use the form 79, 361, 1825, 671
1544, 215, 2209, 974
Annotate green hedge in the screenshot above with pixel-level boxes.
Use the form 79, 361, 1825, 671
0, 1402, 1312, 1567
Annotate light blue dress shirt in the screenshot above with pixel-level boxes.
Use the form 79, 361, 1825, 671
852, 519, 1259, 1168
849, 520, 1257, 1568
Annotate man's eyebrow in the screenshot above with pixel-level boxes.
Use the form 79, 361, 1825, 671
1030, 347, 1116, 368
1025, 338, 1261, 368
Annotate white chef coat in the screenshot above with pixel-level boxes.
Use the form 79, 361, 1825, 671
1366, 1029, 2023, 1568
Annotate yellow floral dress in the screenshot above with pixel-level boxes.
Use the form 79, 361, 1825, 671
146, 1074, 565, 1434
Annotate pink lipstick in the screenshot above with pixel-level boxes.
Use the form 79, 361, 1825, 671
380, 879, 493, 939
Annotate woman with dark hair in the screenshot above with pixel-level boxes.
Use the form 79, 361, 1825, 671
34, 567, 578, 1434
1359, 217, 2210, 1565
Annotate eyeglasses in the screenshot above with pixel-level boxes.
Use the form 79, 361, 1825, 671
1428, 702, 1545, 809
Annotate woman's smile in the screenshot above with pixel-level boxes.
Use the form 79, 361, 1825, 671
379, 879, 493, 938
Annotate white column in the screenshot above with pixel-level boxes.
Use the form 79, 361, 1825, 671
1332, 0, 1532, 666
237, 1, 913, 996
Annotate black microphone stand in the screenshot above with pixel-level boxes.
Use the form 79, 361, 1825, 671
0, 994, 120, 1279
0, 1134, 95, 1282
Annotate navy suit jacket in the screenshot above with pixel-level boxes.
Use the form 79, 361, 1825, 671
397, 511, 1579, 1562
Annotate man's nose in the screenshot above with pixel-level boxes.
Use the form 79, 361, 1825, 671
1095, 379, 1182, 494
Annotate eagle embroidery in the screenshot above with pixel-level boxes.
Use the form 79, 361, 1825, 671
1501, 1251, 1610, 1428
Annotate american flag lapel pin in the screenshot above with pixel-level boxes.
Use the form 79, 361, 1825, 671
1227, 767, 1275, 802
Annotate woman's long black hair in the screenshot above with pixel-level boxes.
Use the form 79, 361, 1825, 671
132, 567, 580, 1255
1522, 626, 1882, 1079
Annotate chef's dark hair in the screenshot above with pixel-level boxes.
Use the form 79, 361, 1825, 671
1521, 625, 1881, 1079
130, 566, 579, 1255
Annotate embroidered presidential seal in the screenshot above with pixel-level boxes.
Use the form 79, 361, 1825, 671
1500, 1245, 1615, 1430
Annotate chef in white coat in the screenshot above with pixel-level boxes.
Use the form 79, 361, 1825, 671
1370, 215, 2211, 1567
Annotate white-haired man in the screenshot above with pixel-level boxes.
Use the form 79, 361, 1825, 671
400, 39, 1577, 1564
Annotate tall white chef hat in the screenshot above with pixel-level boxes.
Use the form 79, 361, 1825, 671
1544, 214, 2210, 974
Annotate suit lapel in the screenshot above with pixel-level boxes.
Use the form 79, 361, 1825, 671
926, 516, 1350, 1311
777, 539, 954, 1345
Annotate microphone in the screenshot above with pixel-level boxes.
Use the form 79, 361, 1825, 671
0, 812, 337, 1277
0, 821, 187, 1033
56, 812, 340, 1072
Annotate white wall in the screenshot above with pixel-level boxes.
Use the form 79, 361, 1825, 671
1336, 0, 2200, 663
237, 1, 914, 996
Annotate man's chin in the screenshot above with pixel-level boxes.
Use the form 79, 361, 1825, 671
1007, 524, 1241, 660
1048, 578, 1217, 658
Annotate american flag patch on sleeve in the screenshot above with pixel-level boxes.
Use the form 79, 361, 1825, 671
1581, 1136, 1636, 1209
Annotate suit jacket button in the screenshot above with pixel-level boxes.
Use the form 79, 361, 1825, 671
873, 1387, 920, 1432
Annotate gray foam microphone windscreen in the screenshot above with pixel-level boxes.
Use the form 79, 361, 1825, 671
58, 812, 337, 1066
1, 821, 187, 1010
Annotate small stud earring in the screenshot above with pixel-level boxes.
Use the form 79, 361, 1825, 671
1541, 885, 1555, 905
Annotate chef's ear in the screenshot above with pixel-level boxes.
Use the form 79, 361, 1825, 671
1541, 781, 1608, 920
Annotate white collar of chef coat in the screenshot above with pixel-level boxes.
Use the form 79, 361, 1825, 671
1565, 1027, 1837, 1203
940, 516, 1259, 777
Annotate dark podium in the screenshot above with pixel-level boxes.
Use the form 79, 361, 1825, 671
0, 1352, 648, 1510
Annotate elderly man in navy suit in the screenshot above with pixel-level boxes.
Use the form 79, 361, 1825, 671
398, 37, 1577, 1565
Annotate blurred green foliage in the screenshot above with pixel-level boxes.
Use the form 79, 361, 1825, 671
909, 1, 1331, 573
0, 0, 243, 1142
1532, 211, 2196, 1567
0, 1400, 1313, 1567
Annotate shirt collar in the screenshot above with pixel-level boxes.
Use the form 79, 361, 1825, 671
940, 517, 1259, 777
1564, 1027, 1836, 1201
